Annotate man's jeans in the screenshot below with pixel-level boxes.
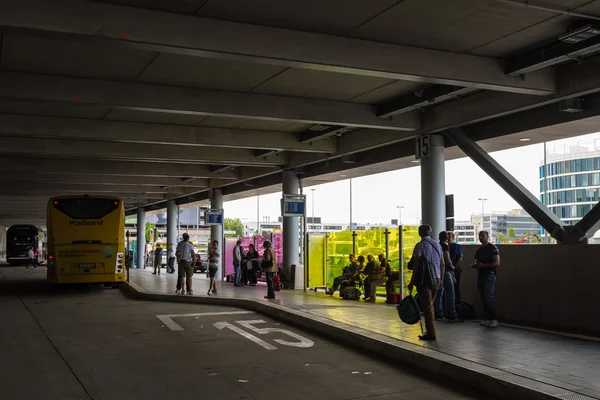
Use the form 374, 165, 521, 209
435, 271, 457, 319
477, 272, 497, 320
234, 262, 242, 285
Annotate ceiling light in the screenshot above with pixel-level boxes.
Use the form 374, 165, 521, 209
411, 160, 420, 163
519, 138, 531, 142
559, 25, 600, 44
339, 174, 347, 177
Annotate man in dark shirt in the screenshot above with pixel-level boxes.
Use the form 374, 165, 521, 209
448, 232, 464, 305
327, 254, 359, 295
471, 231, 500, 328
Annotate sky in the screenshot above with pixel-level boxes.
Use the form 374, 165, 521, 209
223, 132, 600, 225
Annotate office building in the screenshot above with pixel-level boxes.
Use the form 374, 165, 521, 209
540, 142, 600, 226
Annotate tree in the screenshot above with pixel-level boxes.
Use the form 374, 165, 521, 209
224, 217, 244, 237
524, 232, 542, 244
495, 232, 509, 244
145, 222, 155, 243
507, 226, 516, 242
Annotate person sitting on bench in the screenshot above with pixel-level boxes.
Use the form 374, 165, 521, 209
327, 254, 360, 295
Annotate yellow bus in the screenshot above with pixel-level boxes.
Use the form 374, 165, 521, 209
47, 195, 125, 285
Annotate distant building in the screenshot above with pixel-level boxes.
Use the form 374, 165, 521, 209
471, 209, 541, 242
454, 221, 477, 244
540, 143, 600, 227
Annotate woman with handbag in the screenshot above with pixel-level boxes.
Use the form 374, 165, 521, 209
246, 244, 260, 286
262, 240, 277, 299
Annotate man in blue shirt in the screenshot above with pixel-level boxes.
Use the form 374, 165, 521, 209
408, 225, 444, 341
153, 244, 164, 275
448, 232, 464, 306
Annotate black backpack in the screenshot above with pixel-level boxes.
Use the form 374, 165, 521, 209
397, 294, 422, 325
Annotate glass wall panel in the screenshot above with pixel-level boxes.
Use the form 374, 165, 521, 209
308, 233, 326, 288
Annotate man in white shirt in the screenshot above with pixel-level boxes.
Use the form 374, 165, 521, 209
26, 247, 37, 269
175, 233, 195, 295
167, 244, 176, 273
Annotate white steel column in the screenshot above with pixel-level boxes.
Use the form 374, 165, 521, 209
282, 170, 300, 280
167, 200, 177, 268
136, 208, 146, 269
210, 189, 224, 280
421, 134, 446, 238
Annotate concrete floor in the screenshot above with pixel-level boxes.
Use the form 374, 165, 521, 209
0, 265, 489, 400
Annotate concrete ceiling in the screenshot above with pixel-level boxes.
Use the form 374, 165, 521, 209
1, 0, 600, 225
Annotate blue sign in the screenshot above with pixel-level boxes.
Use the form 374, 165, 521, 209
205, 210, 223, 225
282, 196, 306, 217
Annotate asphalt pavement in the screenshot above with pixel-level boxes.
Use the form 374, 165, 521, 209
0, 265, 489, 400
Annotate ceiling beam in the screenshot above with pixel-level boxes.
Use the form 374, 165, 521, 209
377, 85, 478, 118
0, 114, 336, 153
0, 71, 419, 131
0, 191, 167, 200
0, 183, 185, 194
298, 126, 358, 144
0, 156, 240, 179
0, 0, 555, 95
0, 137, 285, 166
423, 54, 600, 133
0, 173, 209, 188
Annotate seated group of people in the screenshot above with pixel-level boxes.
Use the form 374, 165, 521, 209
326, 253, 395, 303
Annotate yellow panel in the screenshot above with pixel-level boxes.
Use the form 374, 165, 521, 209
308, 234, 326, 288
401, 226, 420, 298
326, 230, 355, 287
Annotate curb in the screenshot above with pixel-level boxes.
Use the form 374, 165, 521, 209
121, 282, 593, 400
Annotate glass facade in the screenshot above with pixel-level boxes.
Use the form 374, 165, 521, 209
539, 157, 600, 178
540, 156, 600, 222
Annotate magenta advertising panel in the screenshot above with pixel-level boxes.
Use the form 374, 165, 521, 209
223, 237, 237, 278
272, 231, 283, 268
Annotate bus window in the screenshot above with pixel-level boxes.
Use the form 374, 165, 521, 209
53, 198, 120, 219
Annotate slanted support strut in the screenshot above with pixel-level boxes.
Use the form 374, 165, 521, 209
444, 128, 583, 244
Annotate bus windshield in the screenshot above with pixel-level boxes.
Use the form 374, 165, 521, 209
53, 198, 120, 219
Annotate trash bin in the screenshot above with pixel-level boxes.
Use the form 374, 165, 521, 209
294, 264, 305, 290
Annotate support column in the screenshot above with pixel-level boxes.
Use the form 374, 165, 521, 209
282, 170, 300, 280
421, 134, 446, 237
210, 189, 224, 280
167, 200, 177, 269
136, 208, 145, 269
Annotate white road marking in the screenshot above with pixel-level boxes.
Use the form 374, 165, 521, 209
157, 311, 254, 331
215, 321, 278, 350
237, 320, 314, 348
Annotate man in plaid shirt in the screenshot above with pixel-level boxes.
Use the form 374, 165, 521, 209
408, 224, 445, 341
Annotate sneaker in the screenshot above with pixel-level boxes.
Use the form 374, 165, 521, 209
175, 289, 181, 294
446, 317, 463, 323
480, 320, 491, 327
487, 320, 499, 328
435, 316, 445, 322
207, 291, 212, 296
212, 289, 217, 294
187, 291, 193, 296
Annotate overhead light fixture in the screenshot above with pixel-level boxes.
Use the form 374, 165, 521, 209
411, 160, 420, 163
559, 98, 584, 113
559, 25, 600, 44
519, 138, 531, 142
339, 174, 347, 177
341, 155, 358, 164
506, 23, 600, 76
